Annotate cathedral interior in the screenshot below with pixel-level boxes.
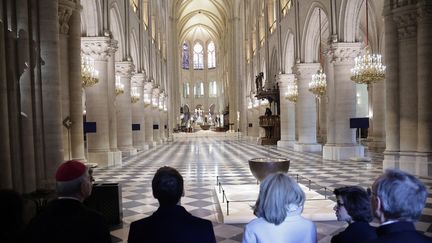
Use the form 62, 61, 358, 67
1, 0, 431, 242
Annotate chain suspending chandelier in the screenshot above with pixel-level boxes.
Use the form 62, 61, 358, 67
81, 56, 99, 88
308, 8, 327, 97
350, 0, 386, 84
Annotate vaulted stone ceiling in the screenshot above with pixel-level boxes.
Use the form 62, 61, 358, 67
173, 0, 231, 42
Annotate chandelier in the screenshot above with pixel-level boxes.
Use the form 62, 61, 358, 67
130, 86, 140, 103
308, 8, 327, 98
81, 56, 99, 88
309, 67, 327, 97
350, 0, 386, 85
285, 81, 298, 103
115, 75, 124, 96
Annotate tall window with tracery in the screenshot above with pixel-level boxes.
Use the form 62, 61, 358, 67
194, 82, 204, 97
193, 42, 204, 69
182, 42, 189, 69
183, 83, 190, 98
207, 41, 216, 69
209, 81, 217, 97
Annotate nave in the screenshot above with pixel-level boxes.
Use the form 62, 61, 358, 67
94, 137, 432, 243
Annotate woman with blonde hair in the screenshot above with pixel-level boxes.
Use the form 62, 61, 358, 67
243, 172, 316, 243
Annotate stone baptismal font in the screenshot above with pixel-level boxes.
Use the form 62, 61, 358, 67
248, 158, 290, 182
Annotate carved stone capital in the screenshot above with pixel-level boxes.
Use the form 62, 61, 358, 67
131, 73, 146, 87
418, 1, 432, 23
115, 61, 135, 78
143, 81, 154, 94
394, 11, 418, 40
109, 40, 118, 55
293, 63, 321, 79
329, 42, 361, 65
81, 37, 112, 60
152, 87, 160, 96
58, 0, 75, 34
276, 73, 295, 87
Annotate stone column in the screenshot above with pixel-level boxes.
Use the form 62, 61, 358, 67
131, 73, 148, 150
59, 0, 74, 161
107, 41, 121, 166
152, 87, 161, 144
115, 61, 136, 156
277, 73, 296, 148
68, 1, 85, 161
40, 0, 64, 187
382, 2, 400, 168
81, 37, 121, 167
293, 63, 322, 152
144, 81, 155, 147
368, 81, 386, 150
0, 7, 13, 188
417, 1, 432, 159
323, 43, 364, 160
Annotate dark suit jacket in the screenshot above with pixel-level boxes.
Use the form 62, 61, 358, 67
128, 205, 216, 243
25, 198, 111, 243
368, 221, 432, 243
331, 221, 377, 243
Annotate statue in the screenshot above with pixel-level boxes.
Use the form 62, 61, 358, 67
265, 108, 272, 116
255, 72, 264, 91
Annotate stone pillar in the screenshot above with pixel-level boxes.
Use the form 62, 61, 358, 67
81, 37, 121, 167
382, 2, 400, 168
152, 88, 161, 144
0, 7, 13, 188
417, 1, 432, 158
368, 82, 386, 150
131, 73, 148, 150
144, 81, 155, 147
277, 73, 296, 148
67, 1, 85, 161
59, 0, 74, 161
115, 61, 136, 156
293, 63, 322, 152
323, 43, 364, 160
107, 41, 120, 164
40, 0, 64, 187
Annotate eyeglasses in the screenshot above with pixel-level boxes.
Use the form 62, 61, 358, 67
336, 201, 344, 207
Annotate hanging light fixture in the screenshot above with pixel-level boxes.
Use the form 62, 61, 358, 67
81, 56, 99, 88
130, 86, 140, 103
308, 8, 327, 97
285, 80, 299, 103
115, 75, 124, 96
350, 0, 386, 84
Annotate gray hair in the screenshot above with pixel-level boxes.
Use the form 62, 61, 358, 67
373, 169, 428, 221
56, 172, 88, 197
254, 173, 305, 225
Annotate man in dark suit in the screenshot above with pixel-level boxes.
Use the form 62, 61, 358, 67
128, 166, 216, 243
25, 160, 112, 243
331, 186, 377, 243
369, 169, 431, 243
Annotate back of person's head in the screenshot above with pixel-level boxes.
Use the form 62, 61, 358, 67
152, 166, 184, 206
55, 160, 92, 200
333, 186, 373, 222
254, 172, 305, 225
372, 169, 428, 221
0, 189, 24, 232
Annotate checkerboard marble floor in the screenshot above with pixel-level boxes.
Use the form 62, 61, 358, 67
94, 135, 432, 243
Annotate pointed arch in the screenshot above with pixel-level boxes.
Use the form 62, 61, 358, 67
109, 2, 124, 61
282, 30, 295, 73
81, 0, 103, 36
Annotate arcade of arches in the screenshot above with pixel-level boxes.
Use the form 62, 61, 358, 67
1, 0, 432, 240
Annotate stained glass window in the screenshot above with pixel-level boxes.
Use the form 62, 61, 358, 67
208, 41, 216, 69
193, 42, 204, 69
182, 42, 189, 69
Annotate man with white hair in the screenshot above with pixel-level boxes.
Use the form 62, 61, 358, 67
26, 160, 111, 243
369, 169, 431, 243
